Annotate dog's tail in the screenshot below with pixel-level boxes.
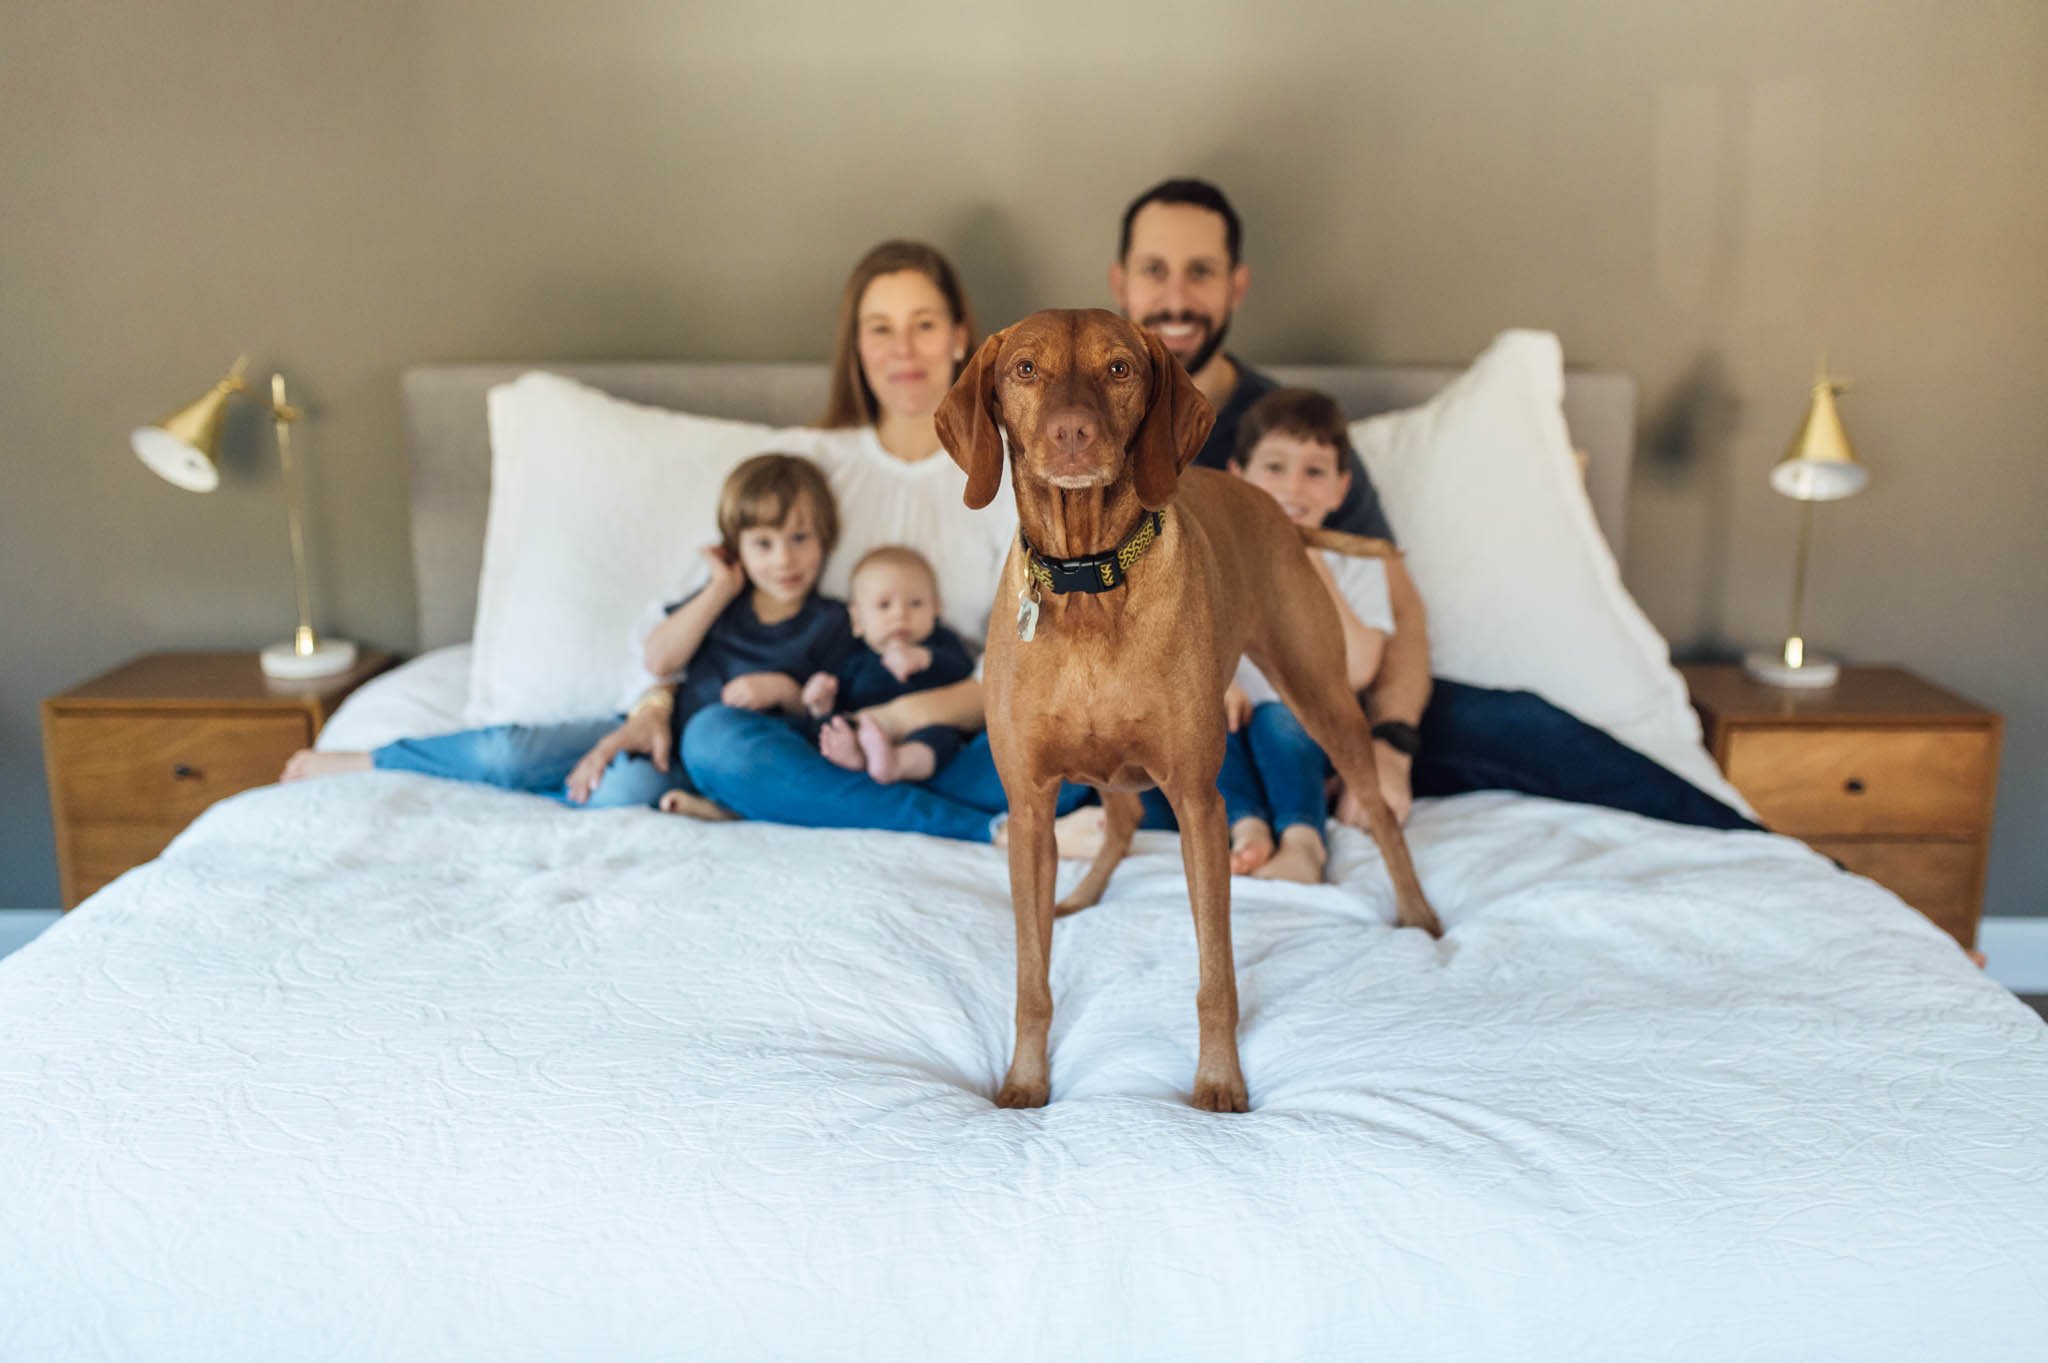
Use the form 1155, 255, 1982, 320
1055, 789, 1142, 917
1297, 525, 1398, 559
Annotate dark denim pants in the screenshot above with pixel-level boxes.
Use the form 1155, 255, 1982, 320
1140, 678, 1758, 834
1411, 679, 1757, 830
681, 679, 1758, 842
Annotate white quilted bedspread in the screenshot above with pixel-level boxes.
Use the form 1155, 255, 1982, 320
2, 776, 2045, 1362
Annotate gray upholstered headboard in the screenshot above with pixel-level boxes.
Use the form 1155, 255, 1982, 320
400, 362, 1635, 651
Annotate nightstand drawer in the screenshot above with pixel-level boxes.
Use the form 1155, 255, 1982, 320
65, 821, 192, 903
1811, 839, 1980, 948
1723, 725, 1993, 837
46, 711, 310, 826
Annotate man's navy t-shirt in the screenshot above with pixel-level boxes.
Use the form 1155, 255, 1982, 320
1191, 354, 1396, 542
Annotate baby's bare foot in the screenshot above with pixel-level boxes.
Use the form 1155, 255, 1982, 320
658, 790, 738, 820
1230, 817, 1275, 875
1252, 825, 1328, 884
856, 714, 900, 784
281, 750, 371, 782
818, 717, 864, 772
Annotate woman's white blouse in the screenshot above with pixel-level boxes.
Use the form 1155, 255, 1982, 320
790, 426, 1018, 647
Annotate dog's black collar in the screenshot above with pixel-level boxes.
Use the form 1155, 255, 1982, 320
1020, 510, 1166, 595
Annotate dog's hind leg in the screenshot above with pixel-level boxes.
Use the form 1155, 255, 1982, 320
1055, 788, 1141, 916
1249, 594, 1442, 938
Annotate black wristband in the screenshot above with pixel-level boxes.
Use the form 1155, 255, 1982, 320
1370, 720, 1422, 757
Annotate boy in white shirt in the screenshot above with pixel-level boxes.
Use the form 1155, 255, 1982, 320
1223, 388, 1397, 884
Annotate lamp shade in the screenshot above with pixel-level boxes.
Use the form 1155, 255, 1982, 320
1768, 375, 1868, 502
130, 362, 248, 493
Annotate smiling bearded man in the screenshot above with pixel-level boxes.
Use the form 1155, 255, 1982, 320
1107, 177, 1387, 533
1100, 176, 1763, 839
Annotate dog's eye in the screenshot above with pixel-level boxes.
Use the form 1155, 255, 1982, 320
1108, 359, 1130, 378
1014, 359, 1035, 379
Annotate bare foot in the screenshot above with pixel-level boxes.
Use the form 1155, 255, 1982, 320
1053, 806, 1107, 860
992, 806, 1108, 861
856, 714, 901, 783
1252, 825, 1328, 884
657, 790, 738, 820
818, 716, 864, 772
892, 740, 936, 784
1230, 817, 1274, 875
281, 749, 371, 782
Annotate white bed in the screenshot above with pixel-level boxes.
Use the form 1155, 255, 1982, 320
5, 351, 2046, 1361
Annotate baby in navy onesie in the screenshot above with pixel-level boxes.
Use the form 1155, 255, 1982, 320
802, 545, 974, 785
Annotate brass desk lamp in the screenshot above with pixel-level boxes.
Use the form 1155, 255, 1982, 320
1743, 360, 1869, 688
131, 356, 359, 679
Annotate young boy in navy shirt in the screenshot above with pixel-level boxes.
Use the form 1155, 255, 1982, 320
639, 453, 853, 809
290, 452, 849, 811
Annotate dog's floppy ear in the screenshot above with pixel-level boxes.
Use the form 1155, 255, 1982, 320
1132, 328, 1217, 510
935, 329, 1010, 510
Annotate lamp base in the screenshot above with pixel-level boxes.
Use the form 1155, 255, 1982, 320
1742, 647, 1840, 689
261, 638, 358, 680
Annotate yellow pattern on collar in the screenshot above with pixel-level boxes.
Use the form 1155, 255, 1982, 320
1022, 510, 1166, 595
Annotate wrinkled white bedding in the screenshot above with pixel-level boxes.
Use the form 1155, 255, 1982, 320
2, 773, 2044, 1362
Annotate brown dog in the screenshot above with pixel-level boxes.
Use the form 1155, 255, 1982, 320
936, 309, 1441, 1113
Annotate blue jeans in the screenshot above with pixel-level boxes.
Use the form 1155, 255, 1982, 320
1244, 702, 1328, 835
920, 732, 1093, 818
682, 707, 1091, 842
1414, 680, 1759, 830
1150, 681, 1757, 835
681, 681, 1759, 839
373, 718, 683, 809
1137, 729, 1267, 831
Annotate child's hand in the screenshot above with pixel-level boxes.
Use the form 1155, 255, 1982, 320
564, 706, 670, 803
1223, 684, 1253, 732
702, 544, 748, 602
722, 671, 801, 712
879, 641, 932, 683
800, 671, 838, 718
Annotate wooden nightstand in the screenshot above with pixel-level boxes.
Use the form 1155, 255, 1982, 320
42, 650, 395, 908
1680, 664, 2002, 949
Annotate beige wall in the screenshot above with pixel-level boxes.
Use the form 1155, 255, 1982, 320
3, 1, 2042, 913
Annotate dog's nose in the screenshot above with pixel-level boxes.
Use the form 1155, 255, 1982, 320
1047, 408, 1097, 456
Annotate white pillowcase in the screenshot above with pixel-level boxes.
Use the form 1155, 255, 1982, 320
1351, 331, 1746, 809
465, 372, 788, 727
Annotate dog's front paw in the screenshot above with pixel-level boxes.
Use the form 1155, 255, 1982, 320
1191, 1070, 1250, 1114
1401, 902, 1444, 938
995, 1076, 1050, 1109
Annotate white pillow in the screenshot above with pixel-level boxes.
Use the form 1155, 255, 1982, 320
1351, 331, 1747, 810
319, 644, 473, 752
465, 372, 790, 727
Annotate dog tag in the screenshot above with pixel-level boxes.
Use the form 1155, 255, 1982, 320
1016, 587, 1040, 643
